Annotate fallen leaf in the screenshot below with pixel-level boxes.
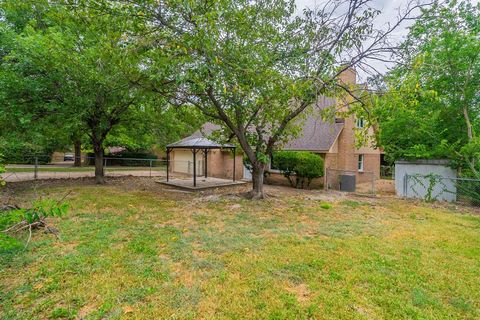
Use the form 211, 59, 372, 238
123, 306, 134, 314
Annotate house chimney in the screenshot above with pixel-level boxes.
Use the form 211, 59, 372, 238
338, 67, 357, 85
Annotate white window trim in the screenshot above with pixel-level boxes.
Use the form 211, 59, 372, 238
358, 154, 364, 172
356, 117, 365, 128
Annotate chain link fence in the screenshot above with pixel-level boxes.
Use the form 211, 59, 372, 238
380, 165, 394, 179
1, 154, 223, 183
325, 169, 376, 195
404, 174, 480, 206
1, 154, 167, 182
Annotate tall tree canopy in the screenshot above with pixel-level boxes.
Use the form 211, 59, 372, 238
0, 0, 175, 182
0, 4, 70, 159
374, 0, 480, 176
136, 0, 422, 198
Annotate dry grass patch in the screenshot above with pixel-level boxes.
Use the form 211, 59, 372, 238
1, 180, 479, 319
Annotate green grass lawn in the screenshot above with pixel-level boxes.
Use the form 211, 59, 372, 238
1, 181, 479, 319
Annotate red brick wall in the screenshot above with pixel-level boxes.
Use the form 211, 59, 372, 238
206, 149, 243, 180
169, 149, 243, 180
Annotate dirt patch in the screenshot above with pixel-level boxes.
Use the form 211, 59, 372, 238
78, 303, 97, 319
376, 179, 395, 195
53, 241, 79, 254
285, 283, 311, 304
5, 177, 476, 217
2, 177, 388, 203
0, 177, 252, 204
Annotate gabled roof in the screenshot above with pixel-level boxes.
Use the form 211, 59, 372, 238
283, 96, 344, 152
185, 122, 221, 139
172, 97, 343, 152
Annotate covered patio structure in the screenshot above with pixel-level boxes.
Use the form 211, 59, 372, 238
163, 137, 244, 190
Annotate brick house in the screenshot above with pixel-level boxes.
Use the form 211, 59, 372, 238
168, 68, 381, 186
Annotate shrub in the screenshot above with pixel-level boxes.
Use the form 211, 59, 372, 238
107, 150, 158, 166
86, 150, 158, 166
0, 142, 52, 164
273, 151, 324, 188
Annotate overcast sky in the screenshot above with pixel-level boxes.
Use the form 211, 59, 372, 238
296, 0, 423, 39
295, 0, 479, 78
296, 0, 417, 77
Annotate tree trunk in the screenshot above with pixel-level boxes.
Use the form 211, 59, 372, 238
463, 106, 476, 170
74, 140, 82, 167
464, 106, 474, 141
250, 163, 265, 199
94, 146, 105, 184
286, 174, 294, 187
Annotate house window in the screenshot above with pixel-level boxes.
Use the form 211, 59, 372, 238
358, 154, 364, 172
356, 117, 365, 128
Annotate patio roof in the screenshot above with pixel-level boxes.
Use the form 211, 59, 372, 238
166, 137, 235, 149
166, 136, 237, 187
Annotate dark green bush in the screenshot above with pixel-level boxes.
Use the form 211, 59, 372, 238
272, 151, 324, 188
0, 142, 52, 164
87, 150, 158, 166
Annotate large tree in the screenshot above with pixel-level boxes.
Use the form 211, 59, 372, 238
0, 0, 167, 183
373, 0, 480, 176
137, 0, 425, 198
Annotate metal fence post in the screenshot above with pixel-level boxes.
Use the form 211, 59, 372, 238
34, 156, 38, 180
325, 169, 328, 190
325, 169, 330, 190
149, 160, 152, 178
372, 172, 375, 195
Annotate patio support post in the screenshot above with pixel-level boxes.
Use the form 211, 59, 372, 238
204, 149, 208, 178
233, 147, 236, 182
166, 148, 170, 182
192, 149, 197, 187
166, 138, 237, 188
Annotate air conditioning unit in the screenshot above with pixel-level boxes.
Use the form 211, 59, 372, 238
339, 174, 356, 192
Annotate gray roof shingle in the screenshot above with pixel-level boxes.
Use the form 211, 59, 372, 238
167, 136, 234, 149
175, 96, 343, 152
283, 96, 343, 152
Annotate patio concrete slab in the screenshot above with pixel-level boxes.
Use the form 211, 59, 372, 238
157, 177, 247, 190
